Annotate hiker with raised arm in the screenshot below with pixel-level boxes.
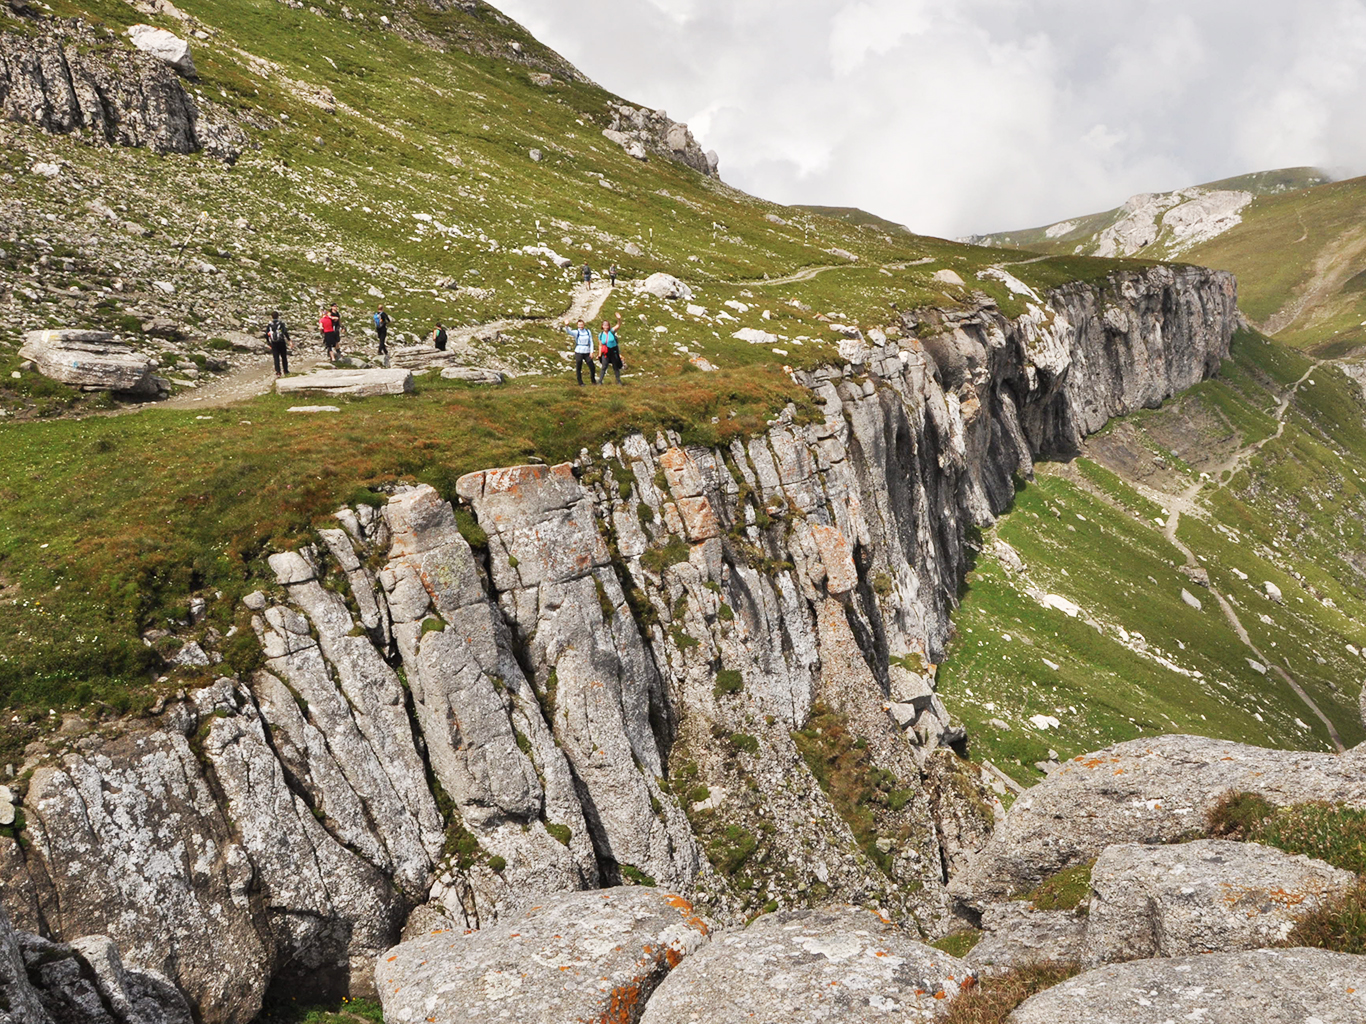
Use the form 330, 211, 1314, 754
319, 305, 340, 362
565, 317, 597, 385
597, 311, 624, 385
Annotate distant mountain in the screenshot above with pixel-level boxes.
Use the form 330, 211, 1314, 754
966, 167, 1330, 261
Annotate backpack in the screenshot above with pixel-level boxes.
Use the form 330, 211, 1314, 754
266, 320, 286, 345
373, 311, 387, 330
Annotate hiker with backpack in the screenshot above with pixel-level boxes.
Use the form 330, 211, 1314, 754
319, 306, 341, 362
263, 311, 294, 377
597, 312, 624, 385
373, 305, 391, 357
433, 323, 448, 351
582, 262, 593, 286
564, 318, 597, 385
608, 264, 617, 288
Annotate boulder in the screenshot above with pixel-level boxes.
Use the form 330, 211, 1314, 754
639, 906, 974, 1023
440, 366, 504, 384
126, 24, 195, 77
374, 888, 711, 1024
140, 316, 187, 340
275, 368, 414, 397
1011, 947, 1366, 1024
19, 330, 159, 396
949, 734, 1366, 910
1084, 839, 1355, 965
386, 345, 464, 370
968, 903, 1087, 976
638, 273, 693, 301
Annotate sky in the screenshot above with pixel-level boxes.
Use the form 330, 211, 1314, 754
493, 0, 1366, 238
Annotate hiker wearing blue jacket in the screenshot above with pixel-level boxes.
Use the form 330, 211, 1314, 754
565, 318, 597, 385
597, 312, 623, 385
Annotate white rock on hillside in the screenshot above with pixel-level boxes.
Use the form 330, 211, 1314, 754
1085, 839, 1355, 965
638, 273, 693, 300
733, 327, 779, 345
1011, 947, 1366, 1024
127, 25, 196, 76
19, 329, 160, 396
639, 906, 974, 1023
275, 368, 414, 397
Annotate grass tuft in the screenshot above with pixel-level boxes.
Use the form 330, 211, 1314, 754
941, 962, 1083, 1024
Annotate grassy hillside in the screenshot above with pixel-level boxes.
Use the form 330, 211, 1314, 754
939, 329, 1366, 784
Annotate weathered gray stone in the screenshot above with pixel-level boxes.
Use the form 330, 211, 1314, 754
951, 734, 1366, 909
126, 25, 196, 77
0, 904, 53, 1024
1084, 839, 1356, 964
440, 366, 505, 384
375, 888, 711, 1024
640, 906, 974, 1023
1010, 947, 1366, 1024
968, 902, 1087, 975
637, 272, 693, 300
19, 330, 158, 396
276, 368, 414, 397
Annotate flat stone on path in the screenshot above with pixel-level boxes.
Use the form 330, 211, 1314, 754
639, 906, 974, 1023
286, 405, 340, 413
1011, 947, 1366, 1024
375, 888, 710, 1024
276, 368, 414, 397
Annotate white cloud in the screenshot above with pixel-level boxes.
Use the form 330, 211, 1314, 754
493, 0, 1366, 236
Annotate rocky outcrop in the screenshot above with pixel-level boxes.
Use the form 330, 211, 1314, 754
0, 22, 243, 160
274, 367, 416, 396
375, 888, 711, 1024
1, 902, 192, 1024
949, 734, 1366, 910
0, 265, 1239, 1022
19, 329, 162, 396
1011, 947, 1366, 1024
638, 906, 974, 1023
604, 102, 719, 177
968, 903, 1087, 975
126, 25, 195, 78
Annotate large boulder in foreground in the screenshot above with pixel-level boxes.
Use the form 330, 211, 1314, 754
275, 368, 414, 397
1085, 839, 1355, 965
20, 330, 160, 396
639, 906, 974, 1023
374, 888, 711, 1024
1011, 947, 1366, 1024
950, 735, 1366, 909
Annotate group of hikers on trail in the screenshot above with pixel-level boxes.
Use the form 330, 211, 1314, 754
565, 312, 625, 385
263, 265, 628, 385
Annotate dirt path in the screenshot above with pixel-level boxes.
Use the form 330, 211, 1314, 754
1151, 359, 1344, 750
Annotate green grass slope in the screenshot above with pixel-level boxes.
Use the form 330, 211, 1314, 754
939, 329, 1366, 784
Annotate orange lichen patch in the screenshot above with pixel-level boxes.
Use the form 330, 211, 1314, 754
1075, 756, 1123, 768
961, 975, 977, 991
875, 950, 888, 957
387, 955, 398, 962
1220, 883, 1310, 909
560, 965, 573, 971
665, 895, 695, 912
934, 991, 946, 1000
687, 916, 710, 935
664, 947, 684, 969
593, 979, 646, 1024
1113, 769, 1125, 775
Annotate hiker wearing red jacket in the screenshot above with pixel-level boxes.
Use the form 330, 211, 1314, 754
319, 305, 341, 362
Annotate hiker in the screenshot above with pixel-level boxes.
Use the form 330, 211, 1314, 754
582, 262, 593, 286
373, 304, 391, 357
597, 312, 624, 385
564, 318, 597, 385
329, 304, 344, 358
433, 323, 448, 350
608, 264, 617, 288
263, 311, 294, 377
319, 306, 340, 362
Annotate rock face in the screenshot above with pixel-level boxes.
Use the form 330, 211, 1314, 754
375, 888, 711, 1024
1011, 947, 1366, 1024
0, 25, 242, 160
603, 102, 718, 177
1084, 840, 1355, 965
0, 266, 1239, 1023
968, 903, 1087, 976
126, 25, 195, 77
639, 906, 974, 1023
19, 330, 160, 396
950, 733, 1366, 909
0, 904, 193, 1024
275, 367, 415, 396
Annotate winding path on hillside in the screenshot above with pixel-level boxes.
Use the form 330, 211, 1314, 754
1153, 359, 1345, 751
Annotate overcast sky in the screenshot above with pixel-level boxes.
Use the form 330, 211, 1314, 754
494, 0, 1366, 238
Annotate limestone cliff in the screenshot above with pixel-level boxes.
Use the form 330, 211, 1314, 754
0, 264, 1237, 1023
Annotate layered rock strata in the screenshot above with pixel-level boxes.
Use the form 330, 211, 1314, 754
0, 265, 1238, 1023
